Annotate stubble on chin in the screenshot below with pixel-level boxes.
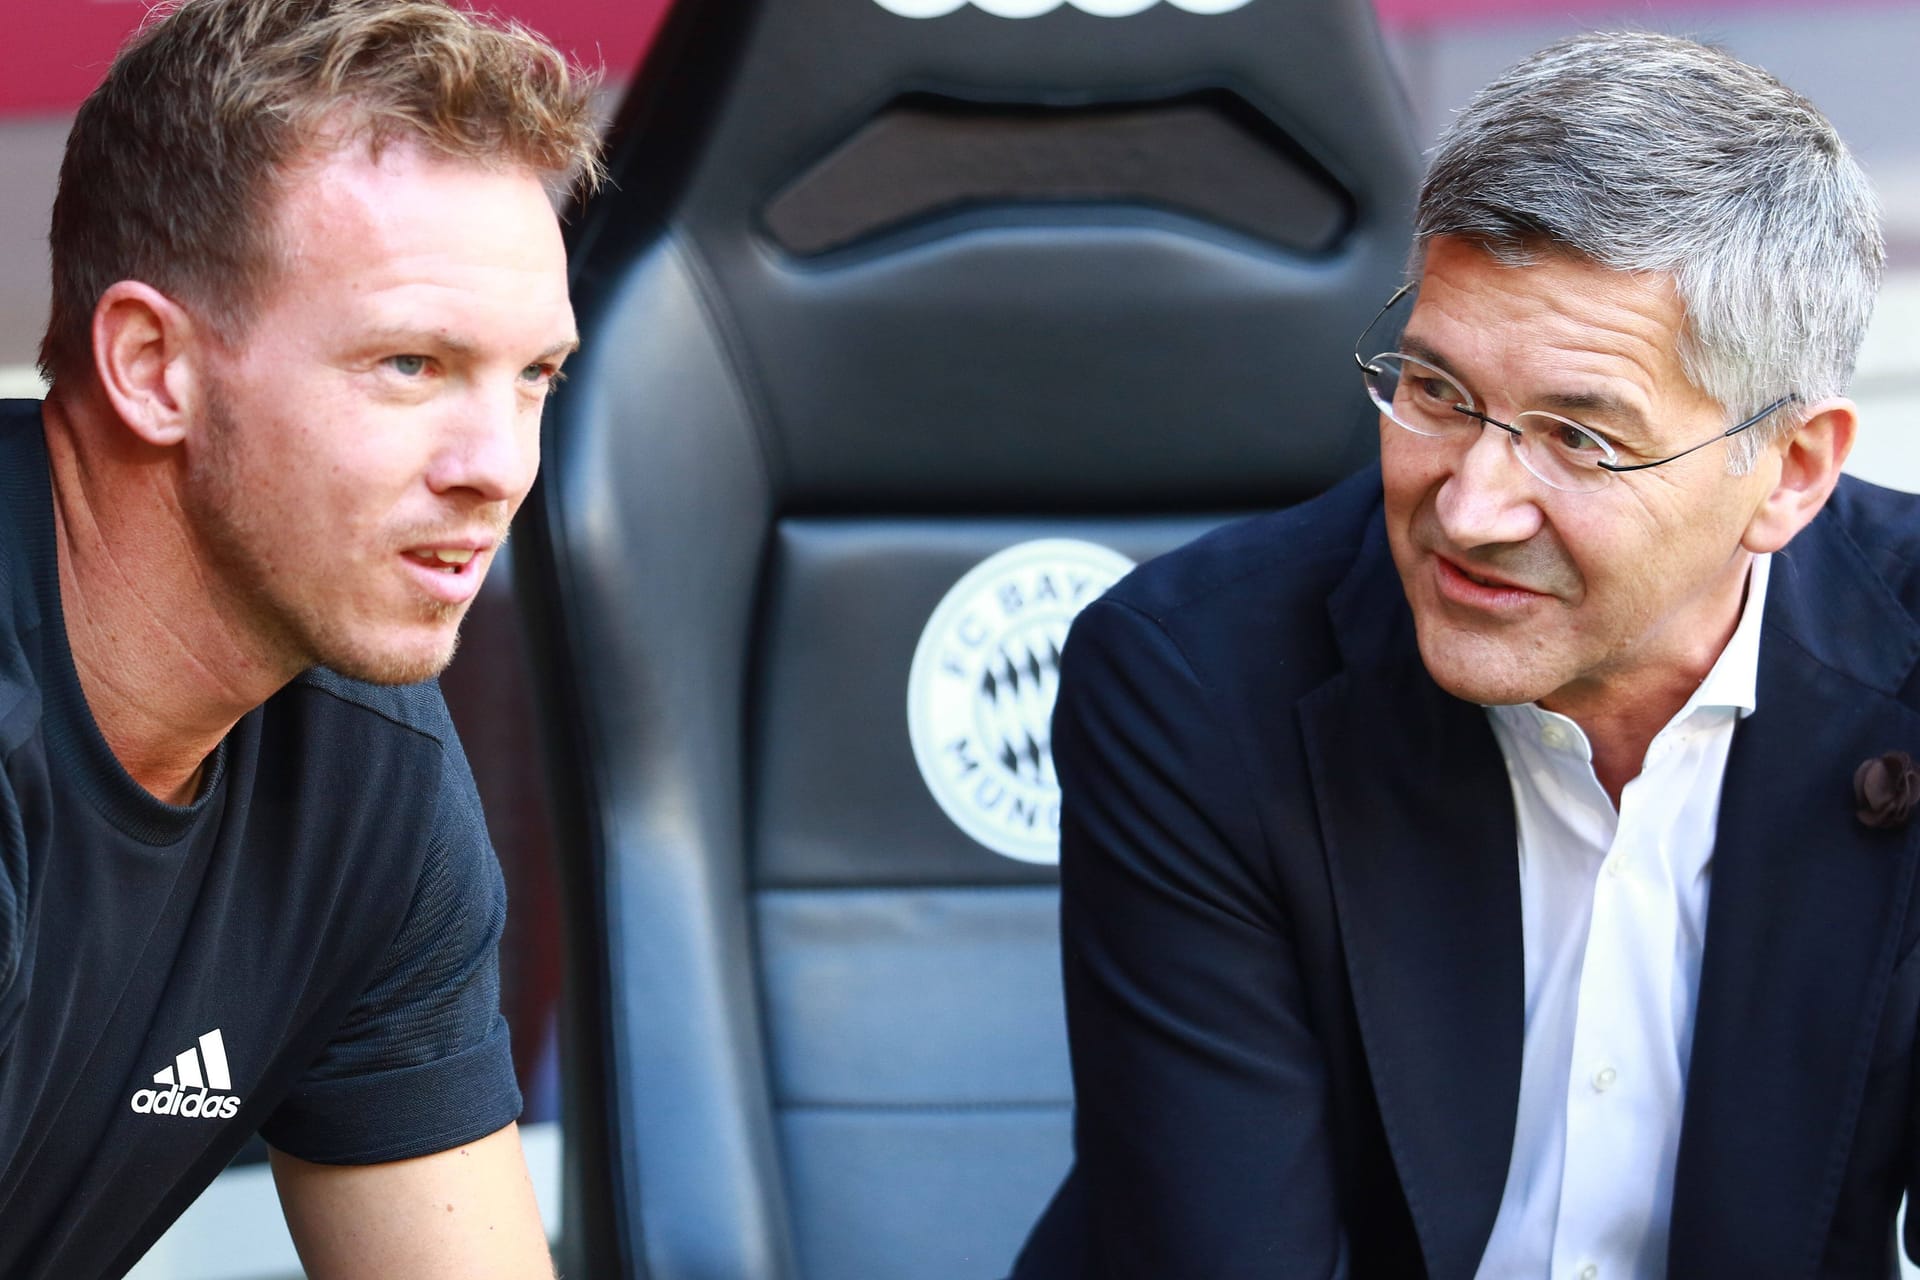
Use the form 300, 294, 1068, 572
321, 598, 467, 686
1407, 605, 1559, 709
186, 386, 470, 688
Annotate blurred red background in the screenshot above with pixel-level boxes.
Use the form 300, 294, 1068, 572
7, 0, 1891, 117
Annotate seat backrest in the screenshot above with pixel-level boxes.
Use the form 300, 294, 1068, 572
516, 1, 1419, 1276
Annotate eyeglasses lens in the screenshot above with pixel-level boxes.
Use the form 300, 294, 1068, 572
1510, 413, 1611, 493
1362, 354, 1470, 438
1359, 354, 1611, 494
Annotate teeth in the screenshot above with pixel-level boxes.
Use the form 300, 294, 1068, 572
432, 549, 475, 565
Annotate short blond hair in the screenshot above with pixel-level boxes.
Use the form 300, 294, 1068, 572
41, 0, 604, 379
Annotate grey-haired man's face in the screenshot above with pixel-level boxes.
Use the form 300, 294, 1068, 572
1379, 237, 1782, 721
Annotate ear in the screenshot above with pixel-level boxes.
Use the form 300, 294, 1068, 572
90, 281, 207, 449
1742, 397, 1857, 554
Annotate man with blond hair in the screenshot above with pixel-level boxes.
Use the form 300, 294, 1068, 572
0, 1, 600, 1275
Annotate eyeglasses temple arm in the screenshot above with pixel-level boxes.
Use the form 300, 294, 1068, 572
1354, 283, 1414, 360
1596, 394, 1802, 474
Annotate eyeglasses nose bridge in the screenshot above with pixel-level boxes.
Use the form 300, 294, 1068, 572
1451, 402, 1524, 442
1447, 402, 1555, 488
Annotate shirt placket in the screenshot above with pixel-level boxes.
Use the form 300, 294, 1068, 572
1550, 732, 1689, 1280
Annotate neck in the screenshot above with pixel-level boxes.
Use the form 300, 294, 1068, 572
1554, 699, 1691, 809
42, 391, 297, 804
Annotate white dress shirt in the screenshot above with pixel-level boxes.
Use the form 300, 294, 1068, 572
1471, 554, 1771, 1280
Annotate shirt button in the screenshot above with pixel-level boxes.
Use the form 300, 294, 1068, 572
1593, 1065, 1618, 1092
1540, 722, 1572, 750
1579, 1266, 1599, 1280
1604, 857, 1624, 878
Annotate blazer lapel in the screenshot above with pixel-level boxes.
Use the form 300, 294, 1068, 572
1670, 514, 1920, 1273
1299, 515, 1524, 1280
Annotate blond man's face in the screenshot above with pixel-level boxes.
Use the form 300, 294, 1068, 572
186, 142, 577, 684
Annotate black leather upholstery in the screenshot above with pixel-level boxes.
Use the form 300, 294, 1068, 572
516, 1, 1419, 1276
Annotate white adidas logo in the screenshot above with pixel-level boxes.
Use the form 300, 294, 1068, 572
129, 1028, 243, 1120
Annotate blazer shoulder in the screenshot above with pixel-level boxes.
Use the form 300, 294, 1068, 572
1088, 466, 1384, 694
1824, 475, 1920, 616
1106, 466, 1383, 632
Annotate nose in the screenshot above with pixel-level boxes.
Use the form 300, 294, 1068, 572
426, 385, 541, 506
1433, 419, 1546, 548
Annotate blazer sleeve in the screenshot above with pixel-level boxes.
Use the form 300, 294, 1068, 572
1048, 596, 1348, 1279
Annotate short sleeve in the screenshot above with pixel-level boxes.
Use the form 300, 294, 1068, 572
259, 742, 522, 1164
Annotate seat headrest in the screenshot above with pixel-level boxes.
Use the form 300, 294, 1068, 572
569, 0, 1420, 512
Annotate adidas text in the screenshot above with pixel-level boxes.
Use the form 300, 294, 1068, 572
130, 1087, 241, 1119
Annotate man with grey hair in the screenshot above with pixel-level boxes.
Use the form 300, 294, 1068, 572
1013, 30, 1906, 1280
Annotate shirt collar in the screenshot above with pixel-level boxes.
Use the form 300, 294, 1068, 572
1692, 550, 1769, 720
1486, 551, 1770, 751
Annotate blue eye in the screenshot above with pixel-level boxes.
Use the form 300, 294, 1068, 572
387, 355, 429, 377
520, 362, 567, 393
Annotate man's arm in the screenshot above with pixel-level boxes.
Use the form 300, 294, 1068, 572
271, 1122, 552, 1279
1046, 598, 1346, 1278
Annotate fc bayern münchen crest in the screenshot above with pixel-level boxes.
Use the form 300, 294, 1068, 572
907, 539, 1135, 864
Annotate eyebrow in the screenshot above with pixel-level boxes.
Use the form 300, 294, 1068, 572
362, 330, 581, 363
1398, 331, 1650, 442
1397, 334, 1469, 385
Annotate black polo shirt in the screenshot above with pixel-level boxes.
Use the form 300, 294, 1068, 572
0, 400, 522, 1279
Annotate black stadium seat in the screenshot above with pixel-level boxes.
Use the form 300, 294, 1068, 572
514, 0, 1420, 1275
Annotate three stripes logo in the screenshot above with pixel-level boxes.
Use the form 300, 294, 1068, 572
129, 1028, 243, 1121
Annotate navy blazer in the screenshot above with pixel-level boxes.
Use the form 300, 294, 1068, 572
1013, 466, 1920, 1279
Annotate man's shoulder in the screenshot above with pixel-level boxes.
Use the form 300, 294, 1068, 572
276, 670, 485, 831
1105, 464, 1385, 634
280, 669, 460, 756
1821, 474, 1920, 613
0, 400, 48, 756
1070, 465, 1388, 704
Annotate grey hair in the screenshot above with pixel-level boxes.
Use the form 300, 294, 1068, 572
1413, 30, 1884, 471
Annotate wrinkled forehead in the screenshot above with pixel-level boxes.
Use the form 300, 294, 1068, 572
1404, 238, 1705, 411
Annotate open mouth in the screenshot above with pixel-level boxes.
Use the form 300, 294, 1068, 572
404, 548, 477, 574
1436, 554, 1543, 599
1456, 564, 1508, 589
